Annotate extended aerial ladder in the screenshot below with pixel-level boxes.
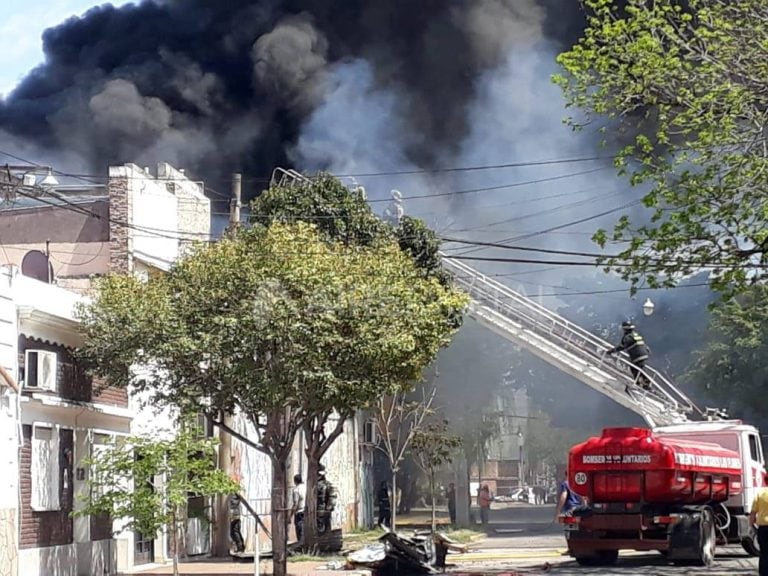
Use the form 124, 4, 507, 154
269, 167, 707, 427
439, 256, 706, 427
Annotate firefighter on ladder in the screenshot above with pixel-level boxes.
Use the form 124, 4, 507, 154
606, 320, 651, 391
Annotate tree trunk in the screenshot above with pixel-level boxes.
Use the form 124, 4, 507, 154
271, 456, 289, 576
430, 470, 436, 533
303, 449, 320, 550
391, 469, 398, 531
171, 512, 180, 576
214, 412, 234, 556
465, 466, 473, 525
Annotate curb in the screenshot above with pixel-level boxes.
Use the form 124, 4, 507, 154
453, 550, 566, 562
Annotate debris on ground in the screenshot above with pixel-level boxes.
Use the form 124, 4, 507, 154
346, 529, 469, 575
322, 559, 347, 570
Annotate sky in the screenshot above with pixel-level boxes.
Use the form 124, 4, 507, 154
0, 1, 130, 97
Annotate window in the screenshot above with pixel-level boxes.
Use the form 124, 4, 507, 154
24, 350, 58, 391
91, 434, 112, 499
31, 424, 60, 511
363, 420, 377, 445
749, 434, 760, 462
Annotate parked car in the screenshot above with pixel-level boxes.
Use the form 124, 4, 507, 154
508, 487, 535, 503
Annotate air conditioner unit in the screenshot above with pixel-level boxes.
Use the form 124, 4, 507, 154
24, 350, 58, 392
363, 420, 377, 446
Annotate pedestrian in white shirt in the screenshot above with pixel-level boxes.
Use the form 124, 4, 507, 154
291, 474, 306, 543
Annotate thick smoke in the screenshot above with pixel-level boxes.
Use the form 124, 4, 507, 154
0, 0, 584, 193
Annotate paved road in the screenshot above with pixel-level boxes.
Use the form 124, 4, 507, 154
450, 502, 760, 575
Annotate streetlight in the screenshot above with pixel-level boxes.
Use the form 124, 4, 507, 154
642, 297, 655, 317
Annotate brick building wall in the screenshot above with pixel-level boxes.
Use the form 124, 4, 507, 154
108, 176, 131, 273
19, 426, 74, 549
19, 336, 128, 407
93, 385, 129, 407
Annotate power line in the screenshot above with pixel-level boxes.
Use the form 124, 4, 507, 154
367, 167, 611, 203
316, 155, 615, 178
441, 237, 620, 259
451, 199, 644, 257
448, 255, 624, 267
447, 189, 625, 234
32, 155, 616, 184
5, 186, 745, 271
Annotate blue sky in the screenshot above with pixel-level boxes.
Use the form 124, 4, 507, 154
0, 1, 130, 97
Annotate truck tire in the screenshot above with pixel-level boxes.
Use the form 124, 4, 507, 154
741, 528, 760, 557
697, 507, 716, 567
669, 507, 716, 567
574, 550, 618, 566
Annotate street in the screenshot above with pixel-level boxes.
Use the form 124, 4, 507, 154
454, 502, 760, 575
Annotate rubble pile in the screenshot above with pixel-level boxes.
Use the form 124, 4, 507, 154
346, 530, 468, 575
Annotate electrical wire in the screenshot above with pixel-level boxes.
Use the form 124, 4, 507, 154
451, 199, 644, 257
4, 185, 753, 273
329, 155, 615, 178
367, 167, 612, 203
440, 237, 620, 259
0, 148, 614, 182
48, 244, 106, 267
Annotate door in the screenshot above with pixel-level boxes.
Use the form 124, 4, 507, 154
744, 433, 765, 505
134, 530, 154, 565
133, 451, 155, 565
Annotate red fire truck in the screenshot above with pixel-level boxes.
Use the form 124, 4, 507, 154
562, 422, 766, 566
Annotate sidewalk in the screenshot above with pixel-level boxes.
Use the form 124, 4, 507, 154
128, 558, 369, 576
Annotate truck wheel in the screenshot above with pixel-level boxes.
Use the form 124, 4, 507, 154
696, 507, 716, 567
741, 527, 760, 557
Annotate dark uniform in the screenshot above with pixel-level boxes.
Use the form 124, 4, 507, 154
377, 482, 392, 527
228, 494, 245, 553
608, 321, 651, 389
316, 466, 337, 533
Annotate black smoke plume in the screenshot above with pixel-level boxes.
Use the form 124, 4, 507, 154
0, 0, 584, 193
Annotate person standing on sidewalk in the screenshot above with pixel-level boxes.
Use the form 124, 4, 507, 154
291, 474, 306, 544
446, 483, 457, 525
377, 481, 392, 527
478, 485, 492, 525
749, 482, 768, 576
228, 494, 245, 553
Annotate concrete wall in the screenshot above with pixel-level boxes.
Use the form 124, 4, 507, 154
0, 268, 19, 576
0, 241, 108, 280
108, 163, 211, 274
231, 414, 273, 548
321, 415, 359, 531
18, 544, 77, 576
0, 199, 110, 281
157, 163, 210, 256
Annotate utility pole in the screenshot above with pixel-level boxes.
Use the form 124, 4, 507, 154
214, 173, 242, 556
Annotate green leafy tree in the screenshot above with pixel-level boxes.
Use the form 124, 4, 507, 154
411, 419, 462, 532
555, 0, 768, 295
395, 216, 451, 287
75, 422, 239, 576
685, 285, 768, 423
251, 175, 464, 544
78, 223, 467, 576
250, 173, 391, 246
